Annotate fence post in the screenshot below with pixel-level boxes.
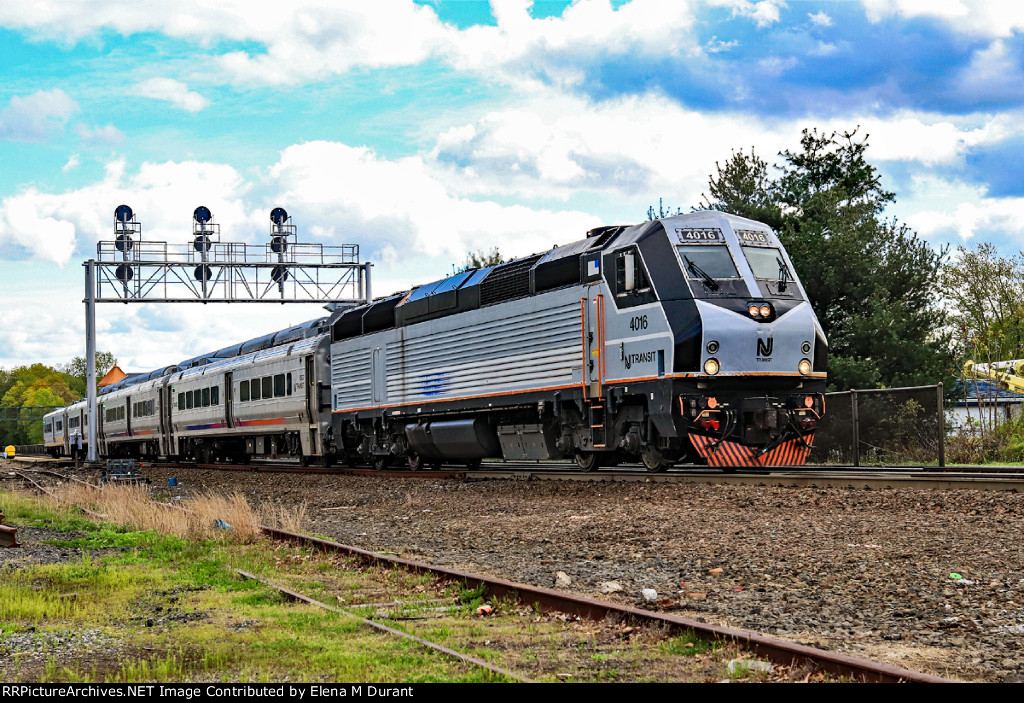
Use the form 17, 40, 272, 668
937, 382, 945, 469
851, 389, 860, 467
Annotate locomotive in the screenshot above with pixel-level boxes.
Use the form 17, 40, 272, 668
329, 210, 827, 471
43, 210, 826, 471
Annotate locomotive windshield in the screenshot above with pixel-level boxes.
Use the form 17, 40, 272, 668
676, 245, 739, 280
742, 246, 790, 279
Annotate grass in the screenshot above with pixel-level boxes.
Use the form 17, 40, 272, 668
0, 487, 763, 683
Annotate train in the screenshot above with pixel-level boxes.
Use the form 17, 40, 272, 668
43, 210, 827, 471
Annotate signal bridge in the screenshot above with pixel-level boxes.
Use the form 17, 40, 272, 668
83, 204, 371, 461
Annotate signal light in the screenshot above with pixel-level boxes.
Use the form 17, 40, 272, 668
703, 358, 720, 375
798, 359, 812, 375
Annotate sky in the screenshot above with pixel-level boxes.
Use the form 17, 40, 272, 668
2, 0, 1024, 372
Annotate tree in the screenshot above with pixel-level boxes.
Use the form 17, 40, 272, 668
460, 248, 505, 272
699, 127, 953, 391
0, 362, 82, 446
58, 351, 117, 386
645, 198, 682, 221
941, 244, 1024, 434
942, 243, 1024, 362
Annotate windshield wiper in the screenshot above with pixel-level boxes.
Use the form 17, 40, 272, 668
684, 256, 720, 291
776, 256, 790, 293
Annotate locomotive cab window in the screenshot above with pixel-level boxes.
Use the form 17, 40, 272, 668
742, 246, 795, 294
676, 245, 740, 280
614, 249, 650, 295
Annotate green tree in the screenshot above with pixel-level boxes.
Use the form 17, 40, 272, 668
942, 243, 1024, 362
699, 127, 953, 391
460, 247, 505, 272
645, 197, 682, 221
58, 351, 117, 392
941, 244, 1024, 434
0, 363, 81, 446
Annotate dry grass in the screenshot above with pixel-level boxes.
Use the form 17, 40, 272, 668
258, 500, 308, 533
51, 483, 263, 542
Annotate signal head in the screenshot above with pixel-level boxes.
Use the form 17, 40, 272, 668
270, 207, 288, 225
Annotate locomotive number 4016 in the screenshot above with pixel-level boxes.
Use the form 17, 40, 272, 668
629, 315, 648, 331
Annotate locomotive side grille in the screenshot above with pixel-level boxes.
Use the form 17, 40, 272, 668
479, 254, 542, 307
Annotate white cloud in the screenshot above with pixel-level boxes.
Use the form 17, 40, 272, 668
860, 0, 1024, 39
900, 174, 1024, 243
75, 123, 124, 145
62, 154, 80, 172
0, 89, 78, 141
135, 78, 210, 112
708, 0, 784, 28
265, 140, 600, 264
808, 11, 832, 27
0, 1, 699, 88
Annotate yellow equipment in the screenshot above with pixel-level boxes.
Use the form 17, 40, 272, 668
962, 360, 1024, 395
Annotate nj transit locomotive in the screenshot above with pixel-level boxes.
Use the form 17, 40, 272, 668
329, 210, 827, 471
43, 210, 826, 470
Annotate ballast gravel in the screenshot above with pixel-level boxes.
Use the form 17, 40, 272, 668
11, 466, 1024, 682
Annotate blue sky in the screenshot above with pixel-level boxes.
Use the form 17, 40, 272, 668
2, 0, 1024, 371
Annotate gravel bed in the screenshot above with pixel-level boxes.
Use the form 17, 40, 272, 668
14, 467, 1024, 682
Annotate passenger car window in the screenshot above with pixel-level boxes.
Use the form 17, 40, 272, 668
274, 374, 285, 397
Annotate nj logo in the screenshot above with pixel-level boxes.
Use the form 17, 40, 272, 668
757, 337, 774, 357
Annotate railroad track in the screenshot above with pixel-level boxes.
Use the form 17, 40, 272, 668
4, 467, 957, 682
10, 454, 1024, 490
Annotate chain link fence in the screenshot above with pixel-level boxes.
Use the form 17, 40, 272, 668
810, 384, 945, 466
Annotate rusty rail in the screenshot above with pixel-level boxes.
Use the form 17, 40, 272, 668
262, 526, 956, 684
0, 511, 19, 548
235, 569, 530, 682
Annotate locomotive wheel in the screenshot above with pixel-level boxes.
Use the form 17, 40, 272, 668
407, 452, 424, 471
372, 456, 389, 471
640, 446, 672, 473
574, 451, 601, 472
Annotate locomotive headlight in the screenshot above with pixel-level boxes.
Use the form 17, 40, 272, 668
759, 304, 772, 317
748, 304, 760, 317
798, 358, 812, 375
704, 358, 720, 375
